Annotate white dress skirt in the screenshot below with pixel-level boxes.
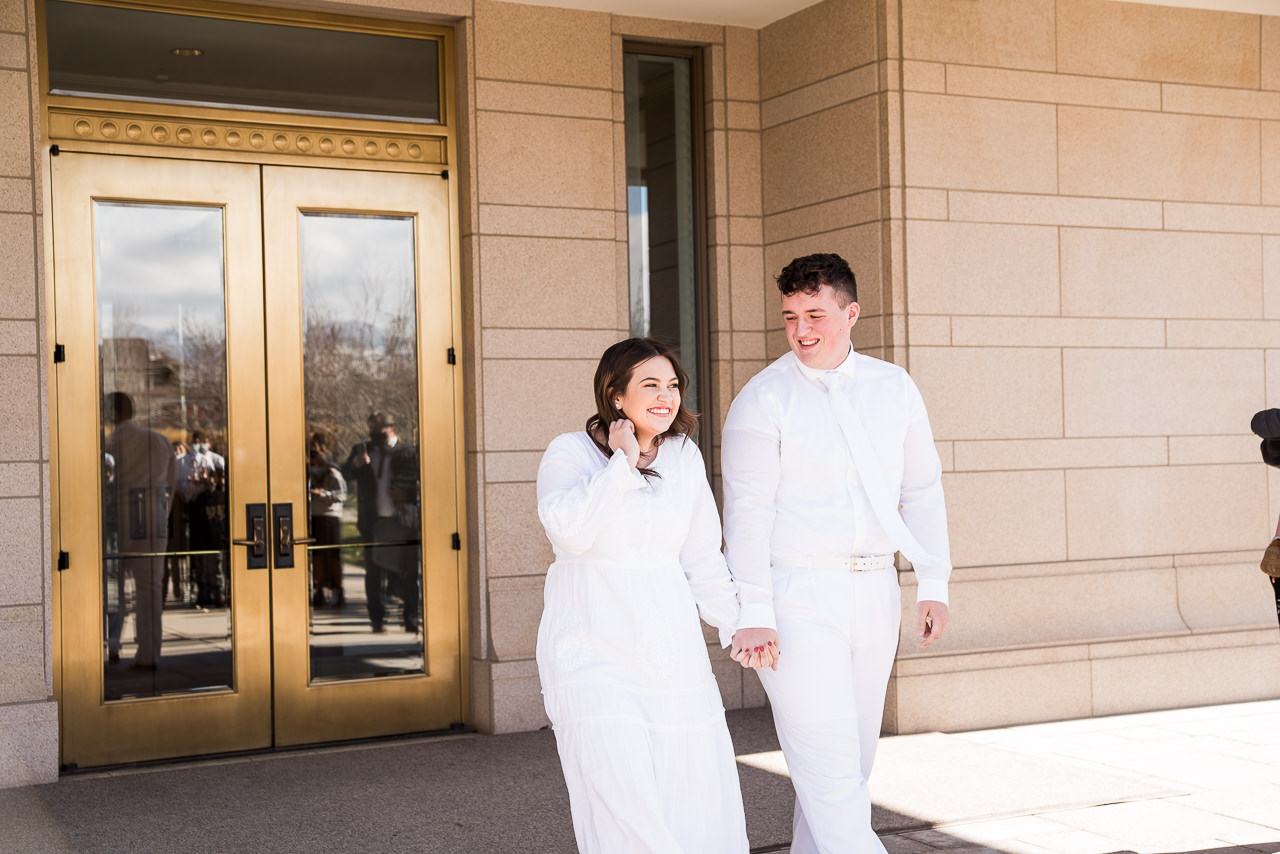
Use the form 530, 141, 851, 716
536, 431, 749, 854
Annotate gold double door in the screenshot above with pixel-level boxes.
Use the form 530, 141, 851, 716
53, 152, 464, 769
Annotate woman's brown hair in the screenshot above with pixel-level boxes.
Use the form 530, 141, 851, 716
585, 337, 698, 477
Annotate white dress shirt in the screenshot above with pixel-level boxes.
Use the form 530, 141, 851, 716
722, 348, 951, 630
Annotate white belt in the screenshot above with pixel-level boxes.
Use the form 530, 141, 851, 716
771, 554, 896, 572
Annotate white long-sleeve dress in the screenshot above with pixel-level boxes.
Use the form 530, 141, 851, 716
536, 431, 750, 854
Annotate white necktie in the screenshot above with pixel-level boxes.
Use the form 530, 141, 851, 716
820, 371, 940, 568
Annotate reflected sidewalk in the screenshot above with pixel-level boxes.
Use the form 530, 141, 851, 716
4, 698, 1279, 854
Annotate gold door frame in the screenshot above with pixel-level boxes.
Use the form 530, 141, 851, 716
42, 0, 469, 766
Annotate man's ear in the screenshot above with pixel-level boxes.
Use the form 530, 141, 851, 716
847, 301, 861, 324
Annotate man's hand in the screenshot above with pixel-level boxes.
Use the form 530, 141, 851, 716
916, 600, 949, 647
731, 627, 780, 670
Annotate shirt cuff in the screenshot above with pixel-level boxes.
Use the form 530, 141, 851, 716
736, 602, 777, 632
915, 578, 949, 606
607, 448, 647, 490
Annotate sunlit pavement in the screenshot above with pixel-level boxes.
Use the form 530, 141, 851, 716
4, 699, 1278, 853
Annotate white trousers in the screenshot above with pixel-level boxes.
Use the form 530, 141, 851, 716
758, 566, 901, 854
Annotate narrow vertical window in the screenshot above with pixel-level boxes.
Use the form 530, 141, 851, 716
624, 48, 706, 418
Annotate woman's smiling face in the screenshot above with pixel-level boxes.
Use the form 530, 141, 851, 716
613, 355, 680, 447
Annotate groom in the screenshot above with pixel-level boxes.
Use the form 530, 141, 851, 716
724, 252, 952, 853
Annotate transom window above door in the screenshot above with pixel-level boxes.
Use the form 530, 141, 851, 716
44, 0, 442, 122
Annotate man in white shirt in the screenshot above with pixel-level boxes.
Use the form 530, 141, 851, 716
723, 253, 951, 853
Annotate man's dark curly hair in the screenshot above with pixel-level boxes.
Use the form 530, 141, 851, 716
775, 252, 857, 306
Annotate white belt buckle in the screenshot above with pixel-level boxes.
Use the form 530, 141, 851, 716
850, 555, 890, 572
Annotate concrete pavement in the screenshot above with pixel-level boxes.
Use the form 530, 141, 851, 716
4, 698, 1279, 853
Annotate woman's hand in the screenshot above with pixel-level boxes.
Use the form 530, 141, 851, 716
731, 627, 780, 671
608, 419, 640, 470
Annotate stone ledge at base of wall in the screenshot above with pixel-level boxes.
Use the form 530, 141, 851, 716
0, 700, 58, 789
884, 627, 1280, 734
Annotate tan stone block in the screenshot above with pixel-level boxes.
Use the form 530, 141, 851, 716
945, 65, 1161, 111
0, 71, 28, 177
948, 190, 1162, 229
1266, 15, 1280, 91
1168, 436, 1260, 468
0, 213, 33, 318
732, 360, 766, 396
1164, 201, 1280, 235
0, 0, 25, 33
0, 462, 37, 496
1061, 229, 1262, 319
476, 111, 614, 209
726, 130, 762, 217
609, 15, 721, 44
0, 356, 37, 459
905, 188, 947, 220
483, 451, 542, 484
907, 315, 950, 346
1175, 558, 1280, 631
0, 497, 39, 604
911, 347, 1063, 440
1059, 107, 1260, 205
902, 0, 1055, 69
725, 101, 760, 132
934, 440, 953, 472
724, 26, 759, 102
731, 330, 766, 361
903, 93, 1057, 194
0, 605, 43, 704
1163, 84, 1280, 122
1266, 237, 1280, 318
762, 98, 879, 215
487, 658, 550, 733
478, 236, 616, 328
482, 358, 596, 451
1057, 0, 1260, 89
953, 437, 1169, 472
1166, 319, 1280, 349
1090, 642, 1280, 719
474, 79, 611, 120
759, 65, 879, 130
729, 244, 766, 331
762, 189, 880, 245
478, 204, 614, 240
0, 175, 28, 212
1066, 464, 1267, 561
906, 220, 1059, 316
474, 0, 611, 88
485, 480, 553, 578
0, 34, 21, 70
902, 60, 945, 93
0, 701, 58, 786
949, 317, 1167, 349
0, 319, 34, 354
1063, 349, 1262, 437
893, 660, 1092, 733
1269, 350, 1280, 408
943, 470, 1067, 567
759, 0, 877, 101
488, 575, 545, 659
765, 329, 788, 359
764, 223, 883, 318
728, 216, 762, 246
482, 328, 621, 359
1265, 121, 1280, 206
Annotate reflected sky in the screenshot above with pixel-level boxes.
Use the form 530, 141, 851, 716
300, 213, 415, 334
94, 202, 226, 346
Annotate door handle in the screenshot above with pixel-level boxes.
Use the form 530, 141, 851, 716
272, 503, 315, 568
231, 503, 269, 569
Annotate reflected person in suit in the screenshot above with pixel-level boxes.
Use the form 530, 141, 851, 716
342, 412, 420, 633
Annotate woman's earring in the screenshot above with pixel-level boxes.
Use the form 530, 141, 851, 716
615, 402, 622, 409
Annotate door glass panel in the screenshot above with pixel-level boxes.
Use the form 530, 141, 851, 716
300, 213, 424, 682
96, 201, 233, 700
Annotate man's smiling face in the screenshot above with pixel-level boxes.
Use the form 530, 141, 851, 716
781, 284, 860, 371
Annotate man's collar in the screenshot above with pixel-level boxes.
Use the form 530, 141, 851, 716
792, 342, 857, 384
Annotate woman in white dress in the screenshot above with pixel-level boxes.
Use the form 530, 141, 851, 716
536, 338, 779, 853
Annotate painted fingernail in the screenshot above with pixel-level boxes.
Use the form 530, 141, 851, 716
767, 641, 773, 646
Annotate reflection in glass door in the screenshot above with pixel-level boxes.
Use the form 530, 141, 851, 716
301, 213, 424, 680
95, 202, 234, 701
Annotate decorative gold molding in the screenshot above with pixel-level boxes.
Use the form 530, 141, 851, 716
49, 108, 447, 166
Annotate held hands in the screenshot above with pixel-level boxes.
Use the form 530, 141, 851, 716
916, 600, 949, 647
607, 419, 641, 471
731, 627, 780, 671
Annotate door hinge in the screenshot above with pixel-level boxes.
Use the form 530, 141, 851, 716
451, 532, 461, 551
53, 343, 65, 363
447, 347, 456, 365
50, 144, 60, 157
57, 551, 70, 571
440, 169, 449, 180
